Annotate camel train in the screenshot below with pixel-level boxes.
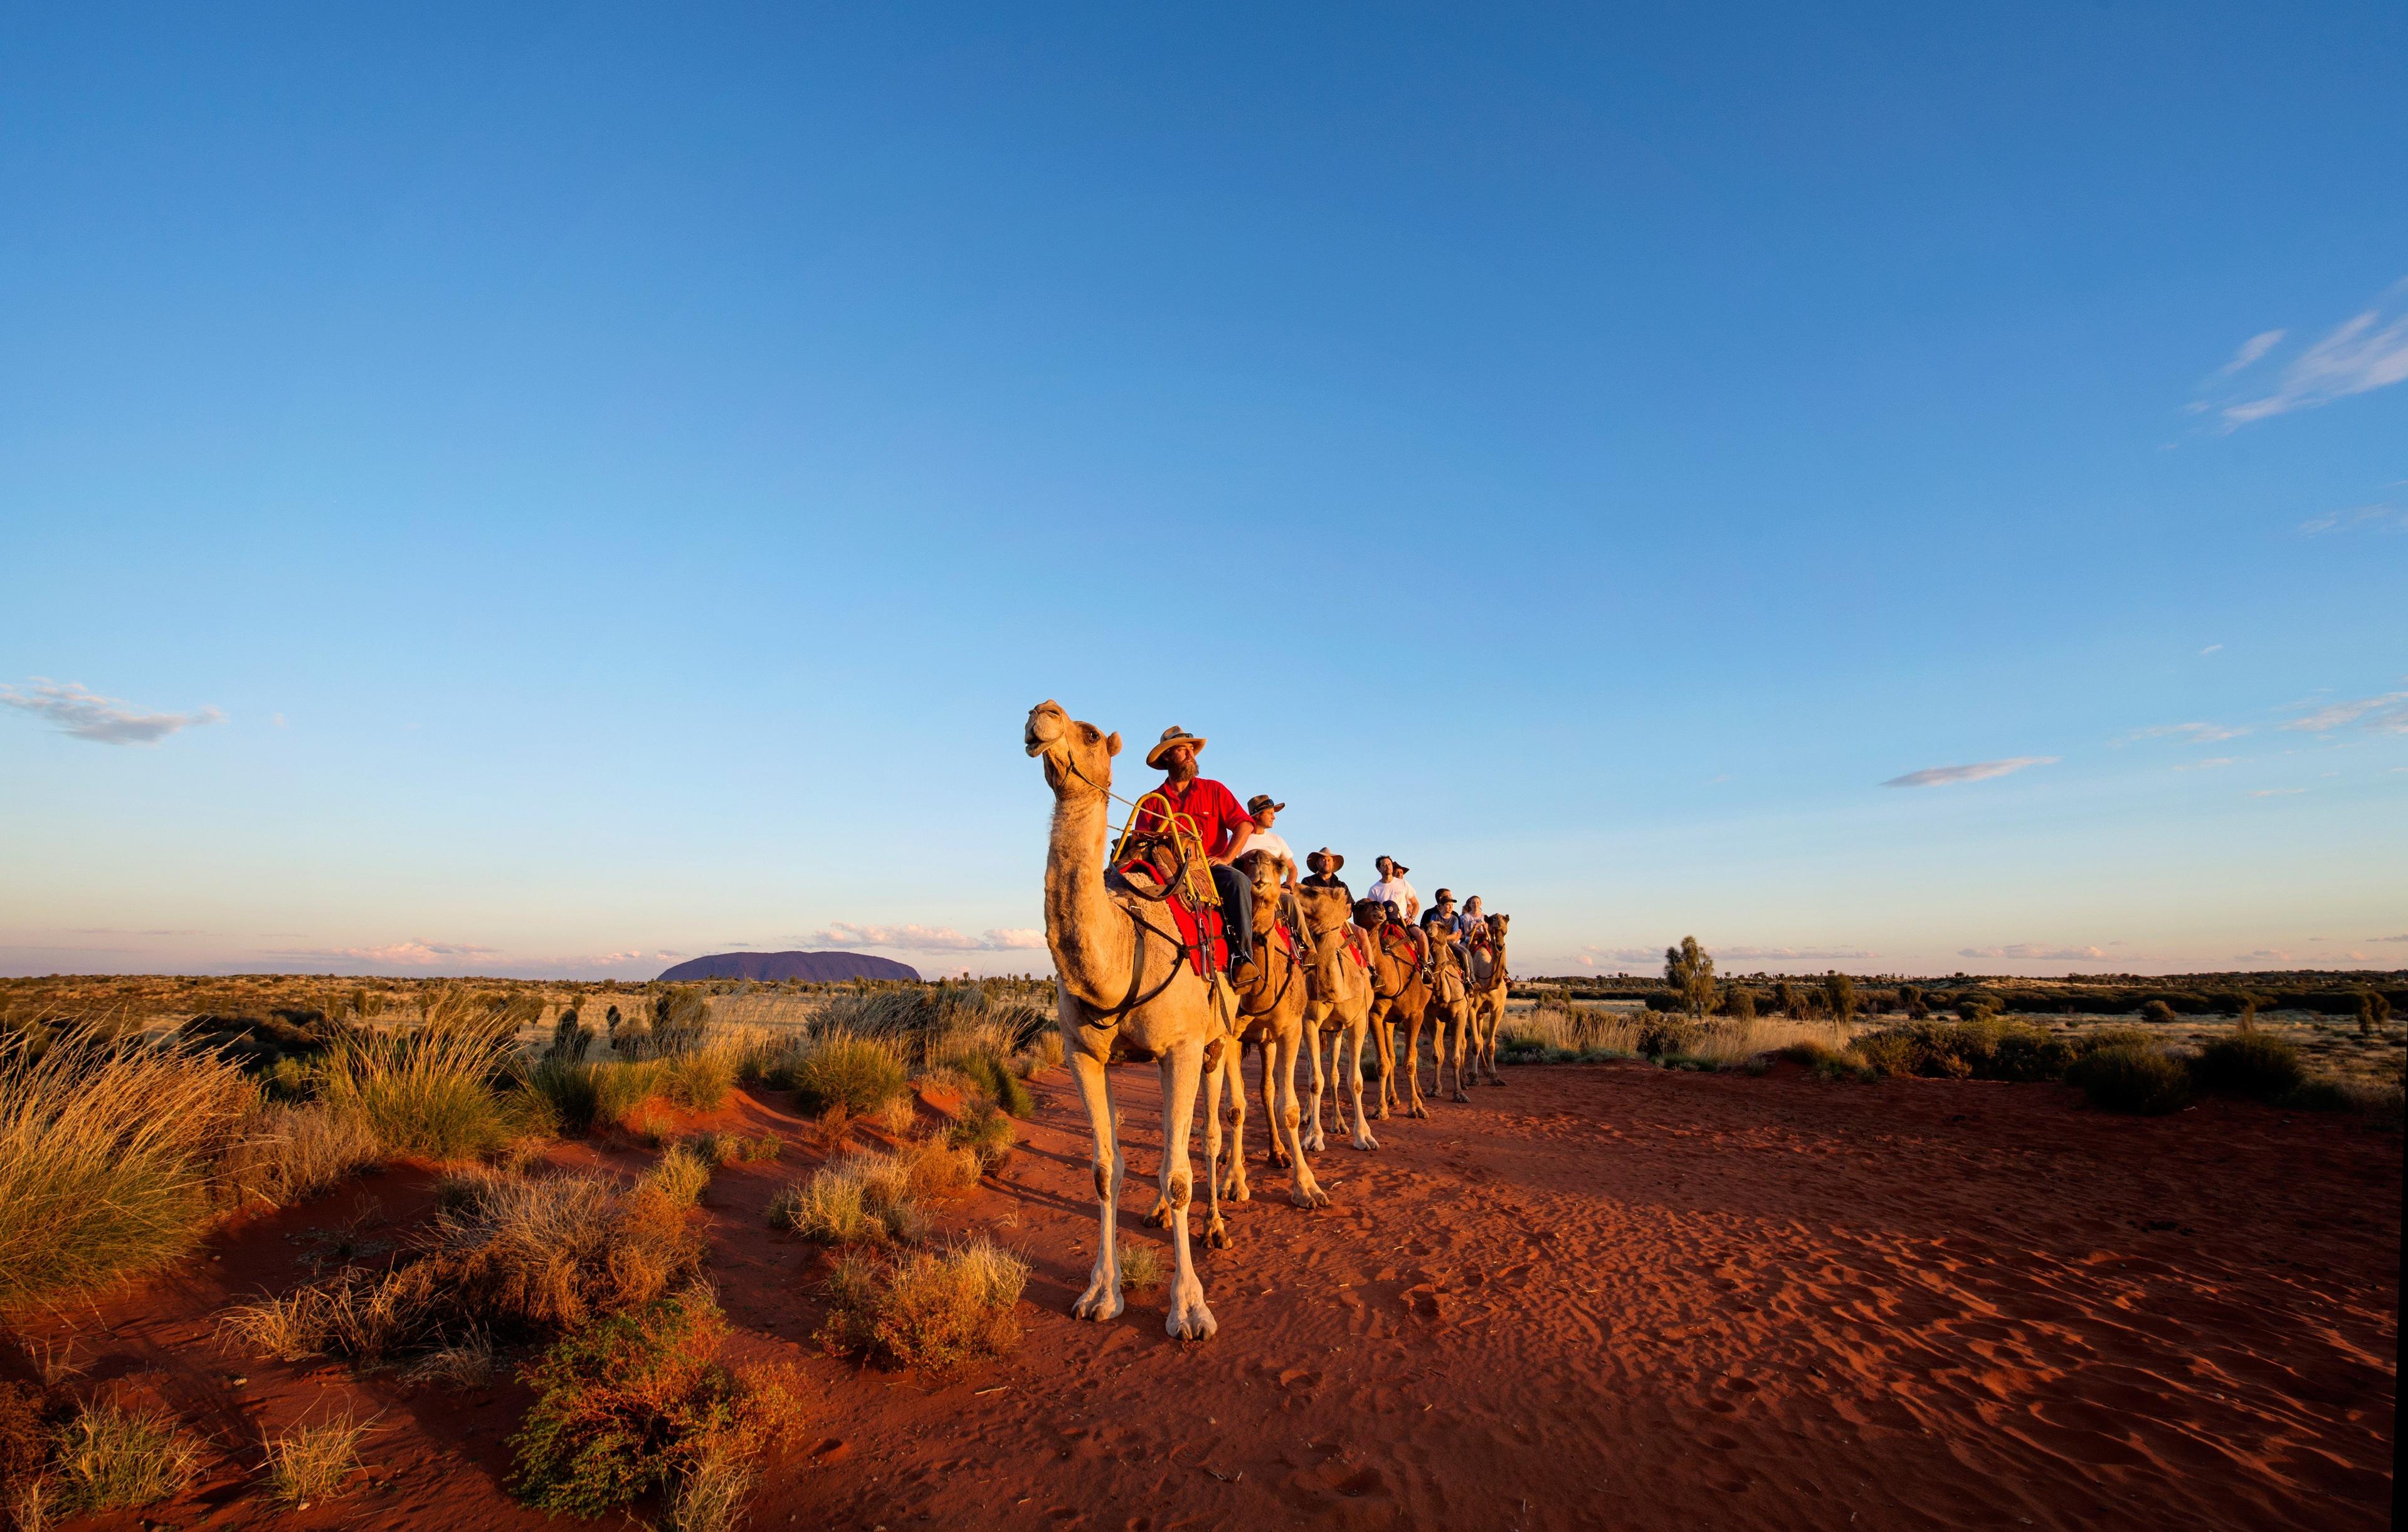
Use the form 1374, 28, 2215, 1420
1025, 700, 1511, 1340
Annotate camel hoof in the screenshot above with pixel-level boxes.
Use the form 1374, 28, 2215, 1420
1351, 1134, 1378, 1151
1071, 1286, 1125, 1323
1225, 1180, 1251, 1204
1291, 1185, 1331, 1209
1453, 1091, 1472, 1104
1408, 1103, 1429, 1120
1205, 1220, 1233, 1251
1144, 1202, 1173, 1229
1166, 1296, 1218, 1341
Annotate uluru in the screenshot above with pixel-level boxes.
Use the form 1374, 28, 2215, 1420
654, 949, 922, 983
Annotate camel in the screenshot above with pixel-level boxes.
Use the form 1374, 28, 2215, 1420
1424, 922, 1474, 1102
1362, 915, 1434, 1119
1207, 850, 1328, 1210
1296, 884, 1379, 1153
1464, 913, 1511, 1085
1023, 699, 1222, 1341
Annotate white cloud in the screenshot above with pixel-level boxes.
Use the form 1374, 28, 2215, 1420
2280, 692, 2408, 734
2173, 758, 2236, 771
2250, 788, 2306, 797
1881, 756, 2057, 788
810, 921, 1045, 953
269, 938, 499, 967
2122, 722, 2248, 746
1580, 946, 1664, 966
1721, 945, 1876, 961
2210, 329, 2286, 379
2219, 288, 2408, 428
1958, 944, 2111, 961
2236, 949, 2294, 964
2200, 644, 2222, 655
0, 677, 225, 745
2301, 503, 2408, 535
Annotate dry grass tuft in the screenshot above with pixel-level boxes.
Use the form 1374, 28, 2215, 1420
1116, 1240, 1164, 1294
946, 1104, 1017, 1171
817, 1235, 1028, 1377
777, 1038, 909, 1116
50, 1400, 202, 1514
317, 1024, 517, 1161
400, 1331, 495, 1388
224, 1103, 381, 1207
0, 1032, 260, 1307
261, 1409, 372, 1505
646, 1144, 712, 1208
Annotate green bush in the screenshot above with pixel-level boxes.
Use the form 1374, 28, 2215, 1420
591, 1060, 669, 1129
1634, 1015, 1701, 1058
946, 1104, 1017, 1170
2140, 1000, 2177, 1025
778, 1040, 907, 1116
2192, 1032, 2305, 1101
51, 1401, 203, 1514
509, 1286, 741, 1517
958, 1054, 1034, 1117
663, 1050, 735, 1112
523, 1059, 605, 1135
319, 1025, 517, 1160
2071, 1044, 2191, 1114
1850, 1018, 2074, 1083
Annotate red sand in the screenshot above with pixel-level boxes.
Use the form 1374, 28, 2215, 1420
16, 1062, 2398, 1530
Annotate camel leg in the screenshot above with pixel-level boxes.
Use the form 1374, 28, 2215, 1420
1302, 1026, 1329, 1153
1345, 1022, 1379, 1151
1196, 1040, 1230, 1249
1067, 1043, 1125, 1323
1275, 1029, 1329, 1207
1402, 1008, 1429, 1119
1260, 1037, 1289, 1168
1223, 1045, 1262, 1204
1367, 1006, 1393, 1121
1482, 1000, 1506, 1083
1450, 1006, 1472, 1104
1158, 1043, 1217, 1341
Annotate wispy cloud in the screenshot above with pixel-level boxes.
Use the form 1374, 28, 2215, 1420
2200, 643, 2223, 655
2300, 502, 2407, 535
1881, 756, 2056, 788
2236, 948, 2293, 964
2249, 788, 2305, 797
2374, 934, 2408, 944
2173, 757, 2237, 771
2209, 329, 2287, 379
0, 677, 225, 745
2214, 285, 2408, 428
2121, 722, 2247, 746
809, 921, 1045, 953
1959, 943, 2111, 961
2280, 691, 2408, 734
1721, 945, 1875, 961
268, 938, 500, 967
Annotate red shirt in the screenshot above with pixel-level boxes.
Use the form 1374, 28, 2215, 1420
1133, 777, 1250, 858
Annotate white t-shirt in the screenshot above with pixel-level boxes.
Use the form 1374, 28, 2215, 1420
1367, 875, 1418, 917
1241, 828, 1296, 877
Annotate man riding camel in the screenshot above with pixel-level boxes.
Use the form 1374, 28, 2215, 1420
1302, 847, 1349, 895
1131, 725, 1257, 981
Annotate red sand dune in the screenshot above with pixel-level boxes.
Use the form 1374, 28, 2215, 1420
19, 1060, 2398, 1530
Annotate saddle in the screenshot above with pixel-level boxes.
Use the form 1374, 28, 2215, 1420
1110, 840, 1225, 978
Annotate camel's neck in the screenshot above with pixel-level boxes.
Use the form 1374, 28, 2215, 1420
1043, 781, 1131, 1009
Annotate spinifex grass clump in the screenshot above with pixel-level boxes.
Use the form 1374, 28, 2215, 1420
777, 1038, 908, 1116
0, 1032, 259, 1307
317, 1024, 516, 1160
50, 1401, 203, 1515
817, 1235, 1028, 1378
946, 1103, 1017, 1170
958, 1052, 1033, 1117
261, 1410, 373, 1506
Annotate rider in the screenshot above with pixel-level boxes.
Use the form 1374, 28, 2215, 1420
1302, 847, 1349, 895
1459, 894, 1491, 950
1132, 726, 1257, 981
1366, 856, 1420, 924
1426, 889, 1465, 941
1242, 795, 1299, 894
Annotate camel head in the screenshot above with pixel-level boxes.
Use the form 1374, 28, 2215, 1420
1296, 882, 1354, 936
1489, 914, 1510, 942
1235, 848, 1283, 911
1023, 699, 1120, 799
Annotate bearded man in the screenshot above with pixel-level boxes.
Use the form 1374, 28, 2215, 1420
1131, 725, 1257, 981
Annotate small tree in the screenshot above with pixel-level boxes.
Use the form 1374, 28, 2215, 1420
1773, 980, 1802, 1020
1663, 937, 1718, 1022
1823, 971, 1858, 1025
1725, 986, 1758, 1022
1896, 983, 1926, 1020
2358, 990, 2392, 1037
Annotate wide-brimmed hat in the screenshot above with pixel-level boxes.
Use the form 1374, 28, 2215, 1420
1146, 726, 1207, 770
1246, 793, 1285, 816
1434, 889, 1456, 904
1307, 847, 1344, 874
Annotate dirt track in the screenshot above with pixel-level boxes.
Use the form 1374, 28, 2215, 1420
25, 1059, 2400, 1530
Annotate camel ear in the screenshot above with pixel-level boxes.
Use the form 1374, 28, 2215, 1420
1105, 731, 1122, 757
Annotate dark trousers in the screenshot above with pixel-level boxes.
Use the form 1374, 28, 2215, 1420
1210, 862, 1254, 968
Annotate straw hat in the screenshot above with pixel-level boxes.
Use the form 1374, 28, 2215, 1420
1245, 793, 1285, 816
1146, 725, 1207, 770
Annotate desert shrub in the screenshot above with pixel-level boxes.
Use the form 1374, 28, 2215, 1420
1776, 1037, 1866, 1080
817, 1235, 1028, 1377
1851, 1018, 2075, 1083
51, 1401, 201, 1514
663, 1049, 736, 1112
522, 1059, 606, 1135
768, 1146, 948, 1244
2357, 990, 2393, 1037
869, 1093, 916, 1134
591, 1059, 670, 1131
1027, 1031, 1065, 1071
510, 1286, 792, 1519
649, 990, 713, 1058
317, 1025, 516, 1161
1853, 1032, 1916, 1079
896, 1135, 979, 1198
647, 1144, 712, 1208
261, 1410, 371, 1506
959, 1054, 1034, 1118
261, 1054, 319, 1102
0, 1033, 260, 1308
1634, 1014, 1702, 1058
1723, 987, 1757, 1022
779, 1039, 908, 1116
2071, 1043, 2192, 1114
2192, 1032, 2306, 1101
1116, 1240, 1164, 1294
946, 1104, 1017, 1170
2140, 1000, 2177, 1025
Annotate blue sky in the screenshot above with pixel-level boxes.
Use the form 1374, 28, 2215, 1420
3, 2, 2403, 980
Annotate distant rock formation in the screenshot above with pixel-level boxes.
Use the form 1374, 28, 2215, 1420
655, 950, 922, 983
